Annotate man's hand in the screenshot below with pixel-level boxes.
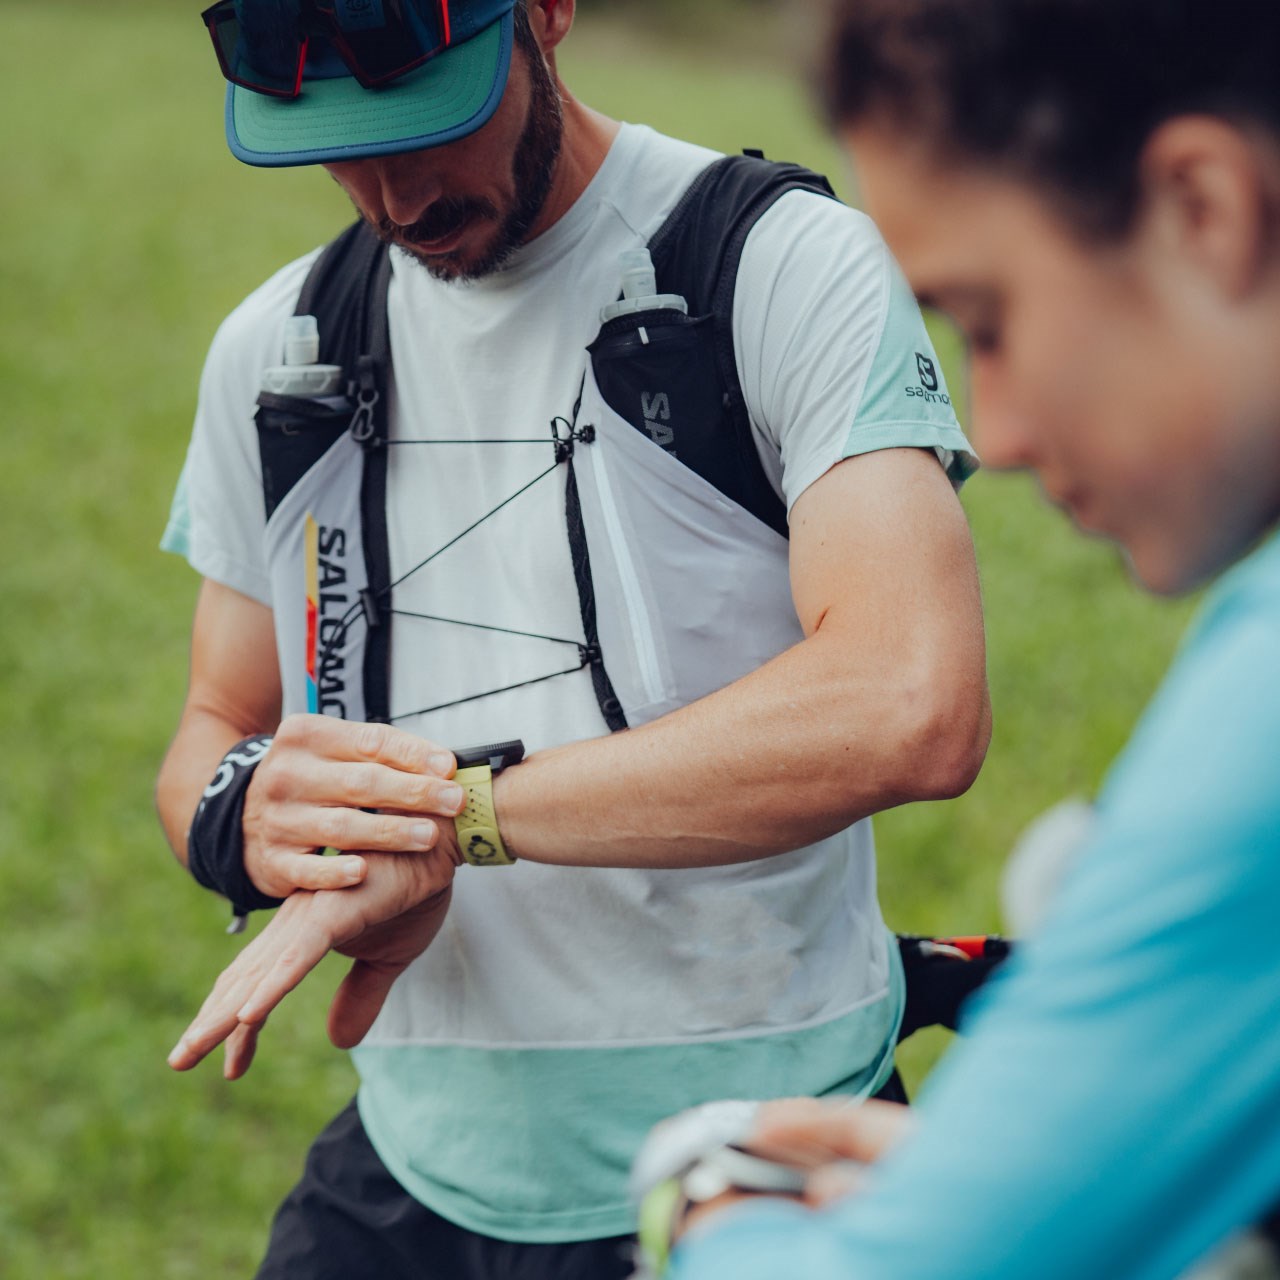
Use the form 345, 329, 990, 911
242, 714, 465, 897
167, 845, 458, 1079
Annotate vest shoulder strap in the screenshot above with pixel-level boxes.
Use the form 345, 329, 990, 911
647, 151, 838, 315
296, 218, 391, 370
645, 151, 840, 537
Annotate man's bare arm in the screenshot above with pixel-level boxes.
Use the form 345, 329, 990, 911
494, 447, 990, 867
155, 580, 283, 864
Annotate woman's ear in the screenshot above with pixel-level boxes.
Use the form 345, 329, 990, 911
1137, 116, 1279, 300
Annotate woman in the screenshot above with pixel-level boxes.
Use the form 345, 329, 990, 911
656, 2, 1280, 1276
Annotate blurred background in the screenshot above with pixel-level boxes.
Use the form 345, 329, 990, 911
0, 1, 1196, 1274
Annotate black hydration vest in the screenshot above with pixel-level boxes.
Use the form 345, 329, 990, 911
254, 152, 837, 731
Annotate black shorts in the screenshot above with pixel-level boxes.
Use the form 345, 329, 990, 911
255, 1099, 636, 1280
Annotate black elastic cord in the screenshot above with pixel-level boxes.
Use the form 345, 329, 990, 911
389, 659, 592, 724
187, 735, 282, 931
390, 609, 583, 648
314, 420, 605, 728
387, 459, 561, 592
314, 452, 578, 726
387, 437, 550, 446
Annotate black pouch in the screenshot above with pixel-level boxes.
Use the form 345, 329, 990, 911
587, 308, 722, 467
255, 389, 354, 521
587, 306, 786, 534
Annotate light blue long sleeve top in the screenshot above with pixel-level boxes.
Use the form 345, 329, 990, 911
672, 526, 1280, 1280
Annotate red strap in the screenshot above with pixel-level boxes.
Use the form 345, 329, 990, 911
937, 935, 990, 960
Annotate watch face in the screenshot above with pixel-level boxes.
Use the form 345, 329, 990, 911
452, 739, 526, 772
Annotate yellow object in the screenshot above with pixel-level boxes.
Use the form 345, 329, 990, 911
454, 765, 517, 866
637, 1177, 684, 1276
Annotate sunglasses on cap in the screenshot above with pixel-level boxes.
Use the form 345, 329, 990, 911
201, 0, 456, 97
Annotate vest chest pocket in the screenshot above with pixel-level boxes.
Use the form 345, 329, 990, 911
256, 389, 355, 521
588, 309, 723, 467
574, 326, 804, 731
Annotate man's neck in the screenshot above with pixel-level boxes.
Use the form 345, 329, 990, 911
526, 89, 621, 242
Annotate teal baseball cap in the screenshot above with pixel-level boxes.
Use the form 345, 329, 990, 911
207, 0, 517, 167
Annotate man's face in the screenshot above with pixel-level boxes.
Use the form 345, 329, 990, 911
324, 36, 563, 282
847, 126, 1280, 594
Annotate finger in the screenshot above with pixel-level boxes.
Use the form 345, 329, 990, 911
302, 805, 456, 854
748, 1098, 856, 1166
318, 763, 467, 820
233, 924, 336, 1028
168, 938, 281, 1071
821, 1099, 915, 1163
168, 990, 256, 1072
805, 1161, 867, 1208
251, 770, 458, 845
169, 901, 329, 1069
276, 715, 454, 776
327, 959, 405, 1050
754, 1099, 915, 1166
248, 818, 445, 900
269, 851, 369, 892
223, 1020, 264, 1081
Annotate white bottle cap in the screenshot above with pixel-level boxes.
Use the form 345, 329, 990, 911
600, 247, 688, 324
283, 315, 321, 366
261, 314, 344, 396
261, 363, 345, 396
619, 248, 659, 301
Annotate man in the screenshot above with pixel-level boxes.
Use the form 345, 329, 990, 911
656, 1, 1280, 1278
159, 1, 989, 1275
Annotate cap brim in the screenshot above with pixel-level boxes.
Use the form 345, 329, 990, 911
227, 13, 513, 168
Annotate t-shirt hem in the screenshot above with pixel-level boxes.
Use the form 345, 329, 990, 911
841, 421, 978, 472
357, 1096, 642, 1245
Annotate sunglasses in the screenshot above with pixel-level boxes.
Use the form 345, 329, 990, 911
201, 0, 455, 97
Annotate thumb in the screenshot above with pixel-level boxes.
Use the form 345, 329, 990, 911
327, 959, 404, 1049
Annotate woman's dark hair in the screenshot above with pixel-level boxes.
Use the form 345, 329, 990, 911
827, 0, 1280, 237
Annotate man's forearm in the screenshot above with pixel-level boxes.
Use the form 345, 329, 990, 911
157, 579, 287, 868
495, 617, 989, 869
495, 452, 990, 871
156, 704, 270, 867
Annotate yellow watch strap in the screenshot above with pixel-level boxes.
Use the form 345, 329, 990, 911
453, 764, 516, 866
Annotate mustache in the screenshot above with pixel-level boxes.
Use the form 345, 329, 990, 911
376, 197, 500, 248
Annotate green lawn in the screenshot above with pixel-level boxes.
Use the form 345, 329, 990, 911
0, 4, 1196, 1274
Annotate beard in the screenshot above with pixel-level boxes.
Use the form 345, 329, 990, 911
371, 46, 564, 283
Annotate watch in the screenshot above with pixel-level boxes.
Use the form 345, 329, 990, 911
630, 1100, 810, 1277
451, 740, 524, 867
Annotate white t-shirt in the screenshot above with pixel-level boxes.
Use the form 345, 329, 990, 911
166, 123, 973, 1241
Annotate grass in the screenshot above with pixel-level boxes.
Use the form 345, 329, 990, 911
0, 3, 1196, 1274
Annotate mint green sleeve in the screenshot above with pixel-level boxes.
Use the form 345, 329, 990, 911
734, 194, 978, 514
844, 254, 978, 485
